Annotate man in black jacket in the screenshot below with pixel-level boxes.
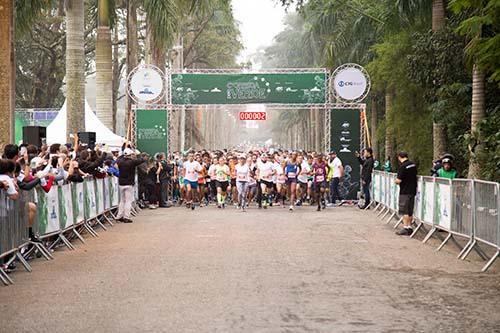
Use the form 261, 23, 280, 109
356, 148, 374, 209
157, 153, 172, 208
395, 152, 418, 236
115, 148, 146, 223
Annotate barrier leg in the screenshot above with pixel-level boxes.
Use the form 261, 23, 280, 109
385, 212, 396, 224
72, 228, 86, 244
378, 207, 388, 218
460, 239, 477, 260
83, 222, 99, 238
392, 216, 403, 228
15, 252, 32, 272
95, 216, 108, 231
436, 233, 452, 252
103, 213, 114, 226
0, 268, 13, 285
32, 242, 53, 260
373, 202, 382, 212
410, 221, 426, 238
58, 234, 75, 251
380, 209, 391, 221
458, 239, 473, 259
473, 244, 488, 261
422, 227, 437, 244
482, 250, 499, 272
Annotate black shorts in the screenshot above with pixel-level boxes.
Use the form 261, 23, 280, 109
216, 180, 229, 192
313, 181, 327, 192
260, 180, 273, 189
286, 178, 297, 185
399, 194, 415, 216
231, 178, 236, 187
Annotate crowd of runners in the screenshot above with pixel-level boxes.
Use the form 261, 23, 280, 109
142, 149, 351, 212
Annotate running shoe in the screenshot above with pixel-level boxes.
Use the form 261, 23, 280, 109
317, 206, 321, 211
191, 203, 195, 211
289, 205, 294, 211
396, 228, 413, 236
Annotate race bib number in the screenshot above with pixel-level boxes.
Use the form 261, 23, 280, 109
316, 175, 325, 182
288, 172, 296, 178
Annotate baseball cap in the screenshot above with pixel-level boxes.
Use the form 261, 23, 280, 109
442, 157, 452, 164
123, 148, 134, 156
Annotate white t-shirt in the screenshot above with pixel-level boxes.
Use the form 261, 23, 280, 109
330, 157, 343, 178
183, 160, 201, 182
298, 161, 311, 183
235, 164, 250, 182
272, 161, 280, 183
0, 175, 17, 196
258, 161, 274, 181
275, 165, 286, 184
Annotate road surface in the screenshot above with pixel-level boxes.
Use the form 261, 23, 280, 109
1, 205, 499, 332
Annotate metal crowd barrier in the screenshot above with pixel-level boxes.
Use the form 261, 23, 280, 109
370, 170, 500, 272
0, 175, 132, 286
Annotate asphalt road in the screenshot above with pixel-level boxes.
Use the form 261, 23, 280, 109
1, 204, 499, 332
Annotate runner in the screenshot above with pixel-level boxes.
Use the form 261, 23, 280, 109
247, 156, 257, 206
196, 154, 208, 207
215, 156, 230, 209
312, 153, 330, 211
296, 154, 310, 206
286, 151, 301, 211
275, 159, 287, 207
256, 153, 275, 209
229, 156, 238, 206
207, 157, 218, 204
182, 152, 202, 210
235, 154, 250, 211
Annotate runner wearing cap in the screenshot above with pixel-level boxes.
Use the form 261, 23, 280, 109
182, 152, 202, 210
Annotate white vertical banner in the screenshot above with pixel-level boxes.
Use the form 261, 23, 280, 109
96, 178, 105, 214
87, 180, 98, 219
75, 182, 85, 223
60, 184, 74, 229
435, 180, 452, 230
45, 187, 60, 234
414, 177, 423, 220
422, 178, 435, 225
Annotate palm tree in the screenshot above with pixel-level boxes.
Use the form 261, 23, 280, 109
0, 0, 15, 146
432, 0, 447, 160
96, 0, 114, 129
468, 64, 485, 178
0, 0, 49, 146
65, 0, 85, 141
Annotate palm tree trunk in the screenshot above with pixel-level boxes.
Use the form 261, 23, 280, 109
112, 25, 119, 133
96, 0, 113, 129
0, 0, 14, 146
385, 92, 394, 164
126, 0, 138, 139
432, 0, 447, 160
432, 0, 446, 31
370, 96, 379, 160
66, 0, 85, 141
468, 64, 485, 178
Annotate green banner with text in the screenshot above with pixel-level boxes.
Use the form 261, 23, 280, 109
136, 109, 168, 155
171, 73, 327, 105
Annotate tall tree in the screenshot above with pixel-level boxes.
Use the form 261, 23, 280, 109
65, 0, 85, 140
0, 0, 14, 146
96, 0, 114, 129
432, 0, 447, 160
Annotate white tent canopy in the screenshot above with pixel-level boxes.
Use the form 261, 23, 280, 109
47, 99, 125, 148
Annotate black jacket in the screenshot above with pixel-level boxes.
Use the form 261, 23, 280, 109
117, 156, 146, 186
358, 156, 374, 183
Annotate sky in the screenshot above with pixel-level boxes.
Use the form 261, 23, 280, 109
232, 0, 287, 68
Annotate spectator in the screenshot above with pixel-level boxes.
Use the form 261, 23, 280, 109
0, 159, 19, 200
356, 148, 374, 209
115, 148, 146, 223
395, 152, 418, 236
436, 156, 458, 179
157, 153, 172, 208
327, 151, 343, 206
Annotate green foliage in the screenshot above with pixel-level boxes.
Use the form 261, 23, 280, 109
449, 0, 500, 85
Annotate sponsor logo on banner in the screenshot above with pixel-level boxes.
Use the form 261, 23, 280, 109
130, 67, 165, 102
332, 64, 370, 102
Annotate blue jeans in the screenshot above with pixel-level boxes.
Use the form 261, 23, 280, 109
362, 180, 371, 205
329, 177, 341, 203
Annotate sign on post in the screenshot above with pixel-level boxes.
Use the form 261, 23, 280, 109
135, 109, 168, 156
171, 72, 327, 105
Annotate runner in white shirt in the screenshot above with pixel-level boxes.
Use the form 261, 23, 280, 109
296, 154, 311, 206
235, 154, 250, 211
275, 159, 287, 206
256, 154, 275, 209
328, 151, 344, 206
182, 152, 202, 210
247, 158, 257, 205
